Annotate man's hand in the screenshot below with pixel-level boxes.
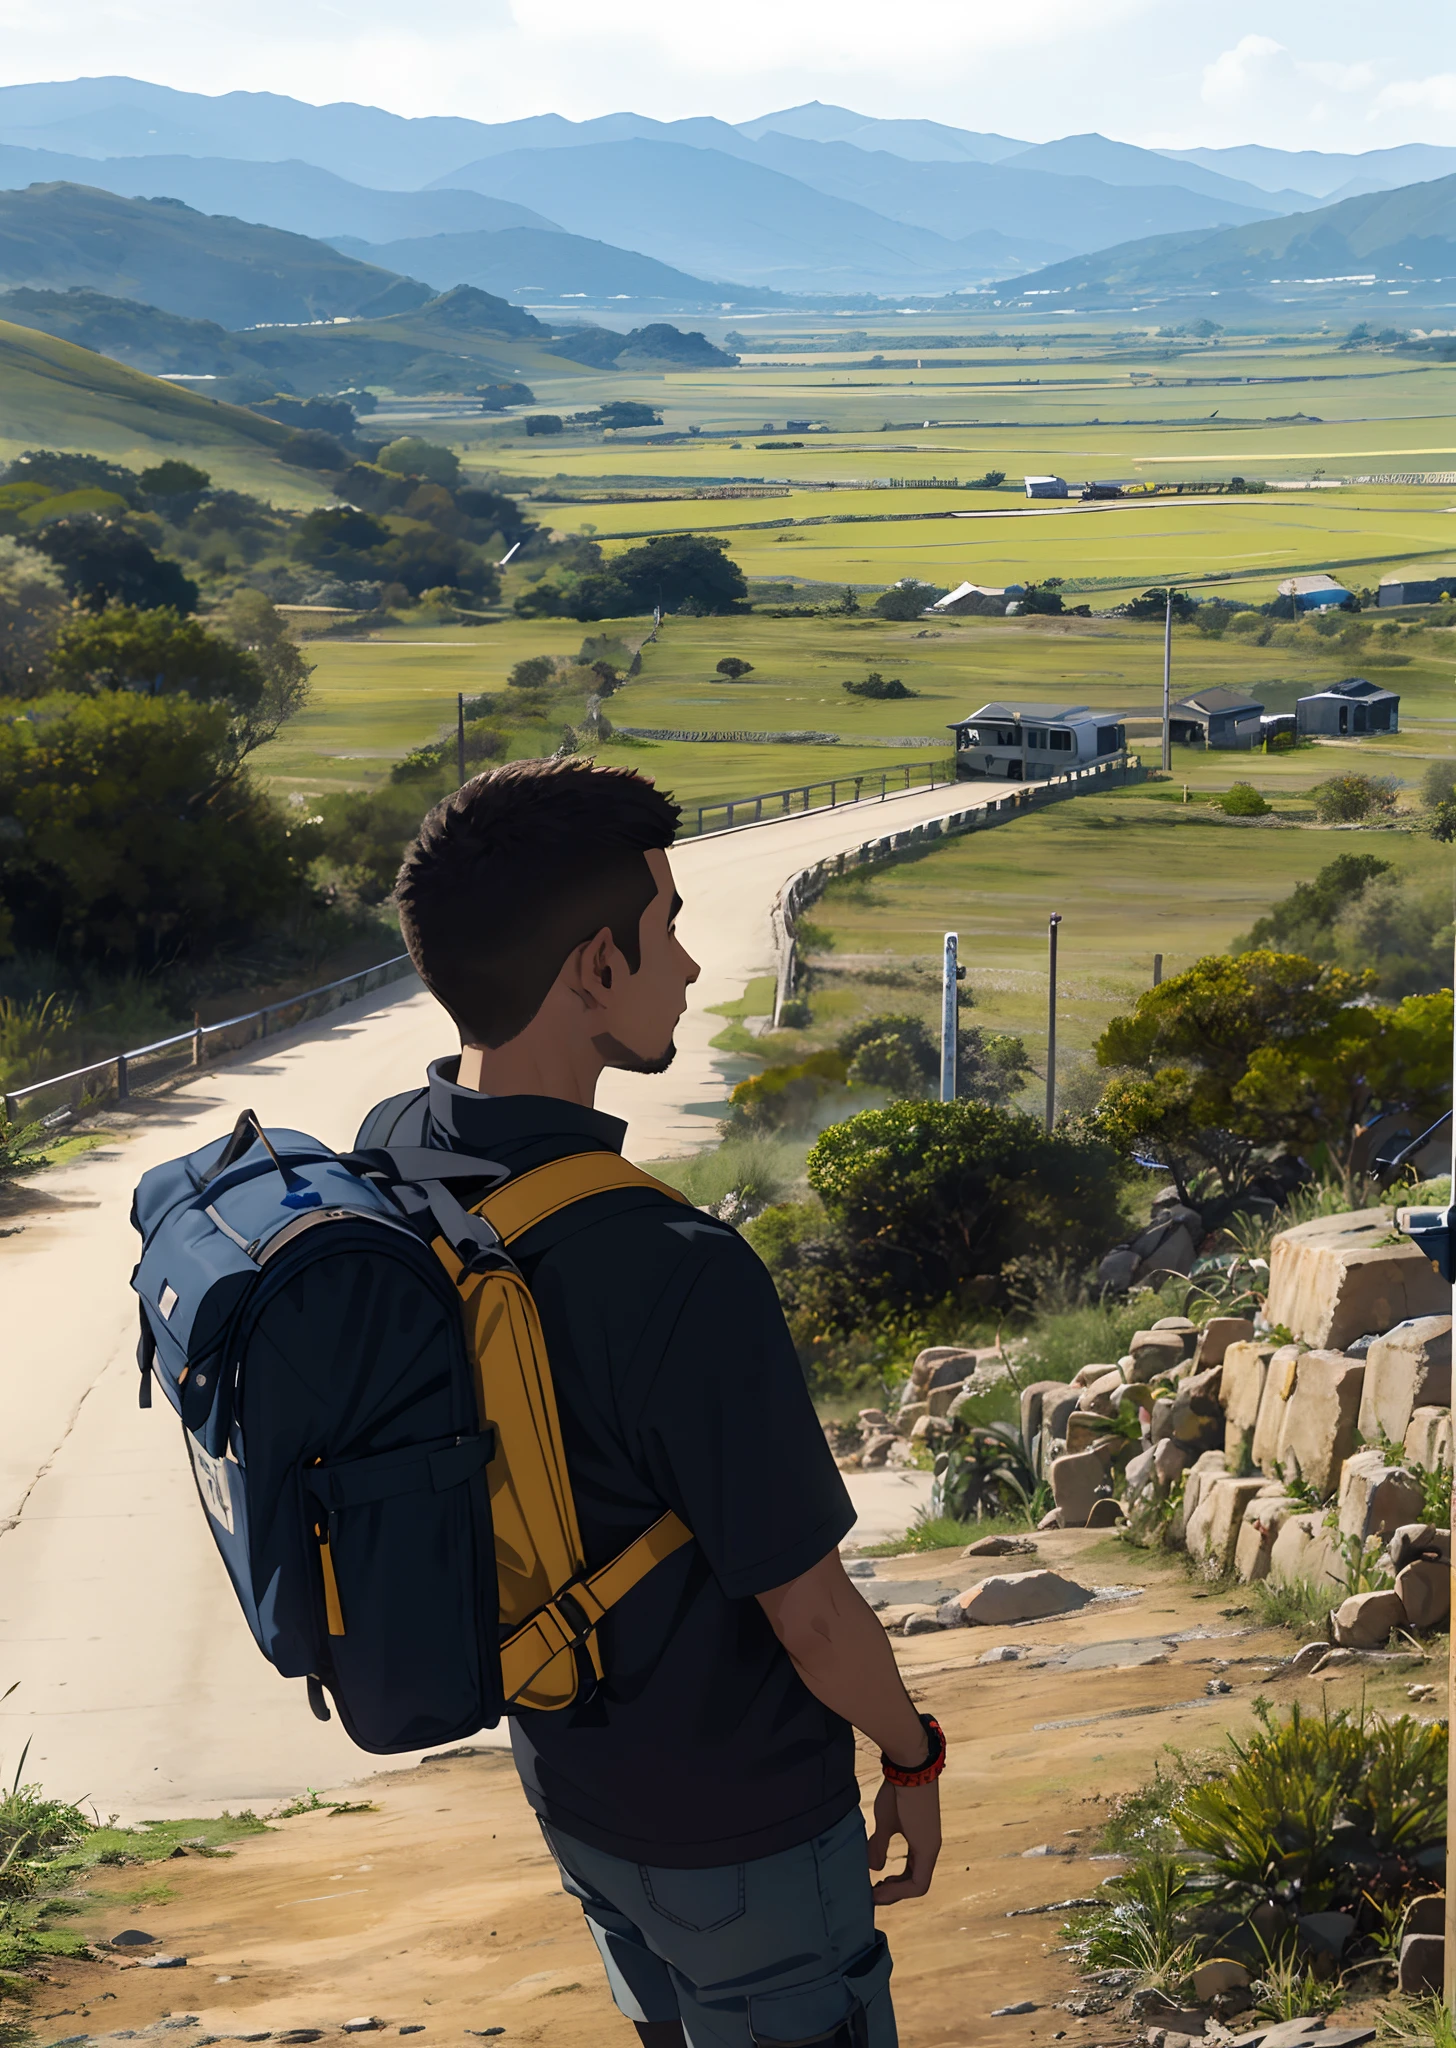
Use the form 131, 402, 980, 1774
867, 1777, 941, 1904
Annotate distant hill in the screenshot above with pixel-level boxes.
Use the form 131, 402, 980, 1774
994, 133, 1311, 210
999, 172, 1456, 299
332, 224, 757, 306
732, 102, 1026, 163
1159, 141, 1456, 202
0, 146, 560, 242
0, 183, 430, 327
0, 315, 306, 475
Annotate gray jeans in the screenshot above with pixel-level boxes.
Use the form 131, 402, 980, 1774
541, 1808, 896, 2047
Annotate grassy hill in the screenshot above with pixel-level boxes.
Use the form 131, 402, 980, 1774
0, 183, 432, 328
0, 318, 335, 499
1002, 171, 1456, 297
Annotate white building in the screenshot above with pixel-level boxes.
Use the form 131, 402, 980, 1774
1024, 476, 1069, 499
949, 701, 1127, 781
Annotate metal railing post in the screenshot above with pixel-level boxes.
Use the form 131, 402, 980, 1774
192, 1014, 202, 1067
116, 1052, 128, 1102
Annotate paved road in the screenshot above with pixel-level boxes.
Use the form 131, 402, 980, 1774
0, 777, 1008, 1815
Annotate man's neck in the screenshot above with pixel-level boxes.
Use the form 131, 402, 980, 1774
456, 1039, 602, 1106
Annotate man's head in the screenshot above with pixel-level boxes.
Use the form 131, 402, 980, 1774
395, 758, 696, 1075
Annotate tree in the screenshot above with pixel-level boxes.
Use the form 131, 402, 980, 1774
609, 535, 747, 616
1017, 584, 1066, 615
1238, 854, 1393, 955
279, 429, 351, 471
49, 606, 265, 713
25, 517, 198, 613
377, 437, 461, 487
0, 690, 310, 968
509, 655, 557, 689
843, 672, 912, 700
591, 402, 662, 429
1123, 587, 1198, 621
213, 590, 315, 755
1419, 758, 1456, 810
0, 537, 68, 693
5, 450, 139, 500
1094, 950, 1375, 1206
1311, 773, 1399, 823
525, 415, 564, 437
872, 581, 941, 621
139, 461, 210, 500
715, 657, 754, 678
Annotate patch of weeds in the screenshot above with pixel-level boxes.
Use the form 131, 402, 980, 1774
1379, 1995, 1456, 2047
1100, 1751, 1225, 1856
117, 1882, 175, 1907
860, 1509, 1037, 1555
1248, 1931, 1345, 2021
269, 1790, 376, 1820
1067, 1857, 1201, 1995
1252, 1577, 1333, 1638
1270, 1461, 1327, 1512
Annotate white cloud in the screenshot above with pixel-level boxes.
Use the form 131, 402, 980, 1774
1201, 33, 1289, 110
1376, 72, 1456, 118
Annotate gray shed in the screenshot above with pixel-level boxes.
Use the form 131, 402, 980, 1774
1168, 686, 1264, 749
1295, 675, 1399, 737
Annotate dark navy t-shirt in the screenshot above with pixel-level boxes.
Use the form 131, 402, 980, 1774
356, 1060, 859, 1867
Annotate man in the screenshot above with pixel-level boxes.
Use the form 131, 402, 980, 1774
357, 757, 942, 2048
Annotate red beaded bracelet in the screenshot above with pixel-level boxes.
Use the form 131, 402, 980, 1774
881, 1713, 946, 1788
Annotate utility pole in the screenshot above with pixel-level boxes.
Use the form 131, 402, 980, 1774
1162, 586, 1174, 773
940, 933, 958, 1102
1153, 953, 1164, 987
1444, 920, 1456, 2010
1045, 913, 1062, 1131
456, 692, 466, 786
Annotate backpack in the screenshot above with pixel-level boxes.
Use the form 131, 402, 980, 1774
129, 1108, 692, 1754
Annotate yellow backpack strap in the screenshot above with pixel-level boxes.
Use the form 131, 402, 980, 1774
475, 1150, 689, 1244
499, 1509, 693, 1704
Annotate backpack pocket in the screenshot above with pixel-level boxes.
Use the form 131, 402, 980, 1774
302, 1432, 502, 1752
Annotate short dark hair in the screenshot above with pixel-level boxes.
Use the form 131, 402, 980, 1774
395, 757, 681, 1047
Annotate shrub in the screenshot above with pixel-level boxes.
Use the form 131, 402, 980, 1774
872, 581, 942, 621
376, 437, 461, 486
842, 671, 913, 699
508, 655, 558, 689
715, 657, 753, 678
1311, 772, 1399, 823
1221, 781, 1270, 816
1419, 757, 1456, 809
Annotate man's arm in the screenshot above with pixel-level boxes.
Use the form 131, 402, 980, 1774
757, 1550, 942, 1905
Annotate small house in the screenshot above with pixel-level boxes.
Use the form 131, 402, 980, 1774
1296, 675, 1399, 737
1378, 569, 1456, 607
931, 580, 1024, 615
1278, 572, 1353, 613
1167, 686, 1264, 749
1024, 476, 1068, 499
950, 701, 1126, 781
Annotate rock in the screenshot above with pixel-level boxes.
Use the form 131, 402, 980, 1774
1065, 1410, 1121, 1456
1329, 1589, 1406, 1649
953, 1569, 1093, 1626
1151, 1312, 1200, 1343
1130, 1329, 1189, 1377
895, 1401, 929, 1432
991, 2002, 1038, 2015
1234, 1494, 1299, 1584
935, 1599, 966, 1627
1020, 1843, 1071, 1857
922, 1350, 981, 1392
1124, 1445, 1158, 1500
399, 2030, 425, 2037
1404, 1406, 1454, 1473
1021, 1377, 1074, 1453
1096, 1247, 1139, 1292
464, 2033, 506, 2040
1389, 1522, 1451, 1572
343, 2025, 382, 2035
1297, 1910, 1355, 1957
1127, 1218, 1198, 1283
1194, 1317, 1257, 1370
1206, 1677, 1233, 1695
859, 1433, 899, 1469
877, 1604, 935, 1631
1154, 1438, 1190, 1489
927, 1379, 972, 1417
277, 2034, 324, 2044
1071, 1361, 1121, 1388
1221, 1341, 1276, 1465
137, 1957, 188, 1969
1086, 1497, 1125, 1527
902, 1607, 947, 1635
1398, 1931, 1444, 1995
1038, 1507, 1063, 1530
1408, 1682, 1438, 1701
1251, 1345, 1305, 1473
1076, 1370, 1125, 1414
1166, 1365, 1225, 1455
1357, 1315, 1452, 1445
1287, 1641, 1330, 1673
1270, 1350, 1366, 1499
1315, 1645, 1359, 1670
1050, 1445, 1117, 1527
1335, 1450, 1425, 1542
1186, 1475, 1268, 1574
1266, 1208, 1450, 1353
1181, 1450, 1229, 1524
110, 1931, 159, 1948
906, 1345, 980, 1397
1267, 1513, 1343, 1593
909, 1413, 952, 1443
1191, 1961, 1249, 2001
857, 1408, 889, 1430
1150, 1395, 1176, 1443
964, 1534, 1037, 1557
1395, 1556, 1450, 1630
977, 1645, 1021, 1663
1404, 1894, 1446, 1937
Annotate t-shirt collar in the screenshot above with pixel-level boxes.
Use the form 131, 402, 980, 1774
425, 1054, 628, 1156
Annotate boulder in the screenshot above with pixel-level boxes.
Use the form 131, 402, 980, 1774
1336, 1451, 1424, 1542
1194, 1316, 1258, 1371
1041, 1383, 1083, 1448
1298, 1910, 1356, 1957
965, 1534, 1038, 1557
859, 1433, 900, 1469
1086, 1497, 1125, 1527
1050, 1444, 1117, 1527
1151, 1313, 1200, 1348
1076, 1371, 1126, 1416
1405, 1895, 1445, 1937
1358, 1316, 1452, 1447
1126, 1218, 1199, 1283
927, 1378, 974, 1417
1270, 1350, 1365, 1499
953, 1569, 1092, 1626
875, 1603, 930, 1631
1186, 1475, 1268, 1575
1221, 1342, 1276, 1466
1404, 1406, 1454, 1473
1389, 1523, 1450, 1572
1166, 1365, 1225, 1455
909, 1414, 952, 1444
1395, 1556, 1449, 1631
1021, 1378, 1072, 1452
1071, 1361, 1120, 1388
1398, 1932, 1444, 1996
1266, 1208, 1449, 1353
1124, 1445, 1158, 1500
1154, 1438, 1191, 1489
1268, 1512, 1343, 1593
1130, 1329, 1190, 1377
901, 1608, 947, 1635
1065, 1411, 1119, 1456
857, 1408, 890, 1431
896, 1400, 929, 1432
1038, 1506, 1063, 1530
1096, 1246, 1139, 1292
1251, 1345, 1305, 1474
1150, 1395, 1176, 1443
906, 1345, 980, 1398
1182, 1450, 1229, 1523
1329, 1588, 1406, 1648
1234, 1494, 1300, 1583
1191, 1960, 1250, 2002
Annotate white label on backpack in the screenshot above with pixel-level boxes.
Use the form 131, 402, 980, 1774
158, 1283, 179, 1321
189, 1437, 235, 1534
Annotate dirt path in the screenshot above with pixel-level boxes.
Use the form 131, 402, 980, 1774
22, 1534, 1435, 2048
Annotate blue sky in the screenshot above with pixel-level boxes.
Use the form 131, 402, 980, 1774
1, 0, 1454, 151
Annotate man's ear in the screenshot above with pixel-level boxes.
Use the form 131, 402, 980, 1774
574, 926, 619, 1009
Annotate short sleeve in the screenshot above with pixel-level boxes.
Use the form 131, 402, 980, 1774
635, 1234, 855, 1600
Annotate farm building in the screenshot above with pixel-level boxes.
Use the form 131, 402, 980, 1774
1167, 686, 1265, 749
931, 580, 1024, 615
1296, 675, 1399, 737
1024, 476, 1069, 499
950, 701, 1126, 781
1377, 569, 1456, 607
1277, 571, 1354, 612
